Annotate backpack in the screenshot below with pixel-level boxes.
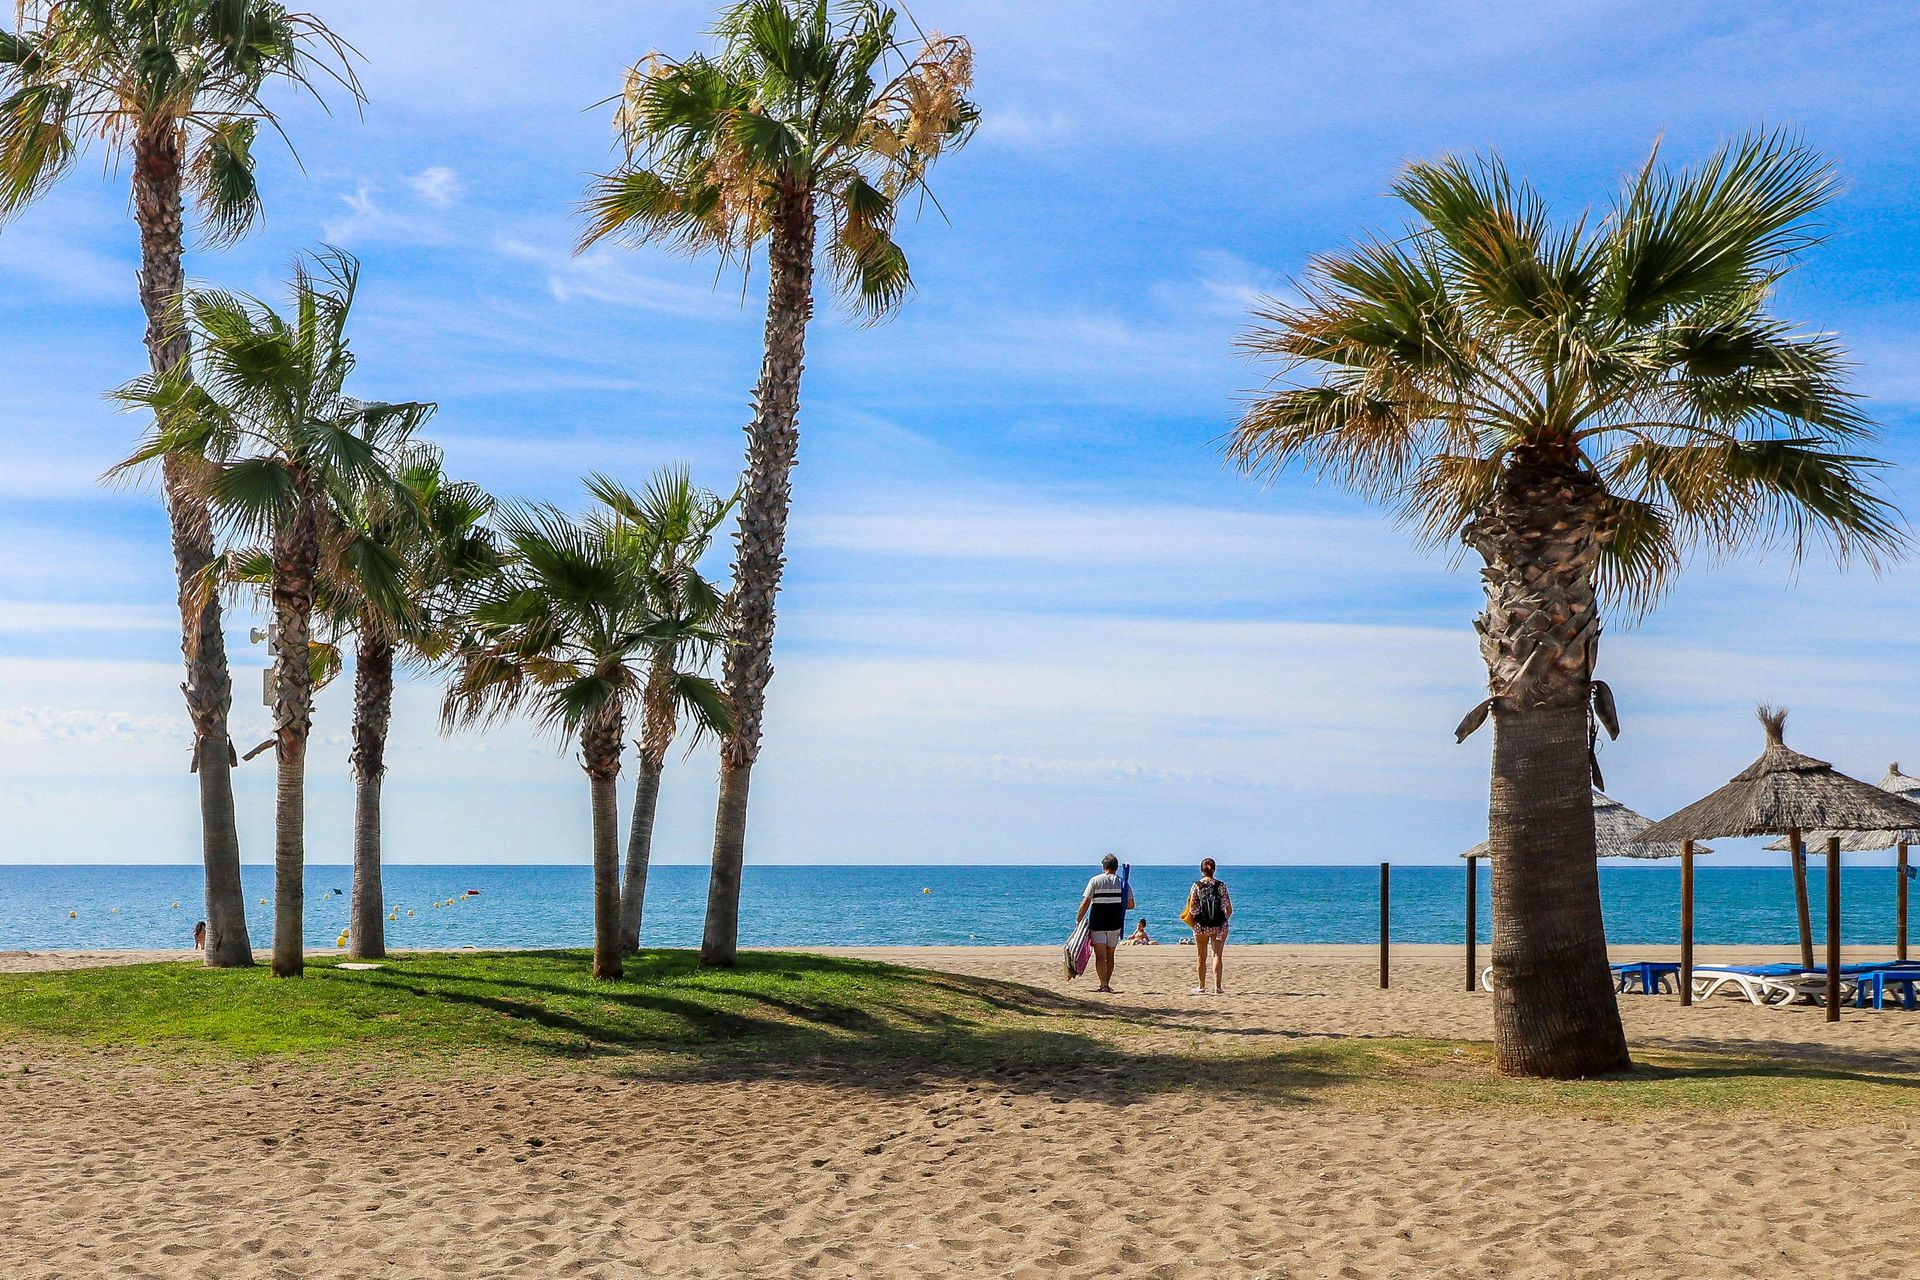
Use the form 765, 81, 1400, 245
1191, 879, 1226, 928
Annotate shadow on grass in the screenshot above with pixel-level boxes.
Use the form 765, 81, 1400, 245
312, 949, 1368, 1107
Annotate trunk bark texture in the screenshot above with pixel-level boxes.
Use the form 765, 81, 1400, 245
619, 662, 676, 953
701, 185, 816, 968
619, 757, 665, 954
1466, 451, 1631, 1078
134, 123, 251, 966
269, 500, 320, 978
348, 630, 395, 960
584, 710, 625, 980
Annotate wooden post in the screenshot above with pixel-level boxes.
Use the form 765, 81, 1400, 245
1465, 855, 1479, 993
1379, 862, 1390, 990
1791, 827, 1814, 971
1680, 838, 1695, 1008
1826, 836, 1842, 1023
1899, 843, 1909, 964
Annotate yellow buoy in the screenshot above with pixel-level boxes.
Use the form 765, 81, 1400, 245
388, 911, 398, 922
406, 909, 415, 917
335, 934, 348, 948
170, 902, 180, 909
111, 907, 119, 914
67, 910, 76, 919
923, 887, 931, 894
259, 898, 267, 905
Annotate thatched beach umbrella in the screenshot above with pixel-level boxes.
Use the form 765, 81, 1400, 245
1457, 792, 1710, 991
1760, 764, 1920, 960
1638, 708, 1920, 1020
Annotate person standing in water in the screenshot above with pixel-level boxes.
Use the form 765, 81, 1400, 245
1186, 858, 1232, 994
1076, 854, 1134, 993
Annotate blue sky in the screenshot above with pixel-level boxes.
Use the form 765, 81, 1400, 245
5, 1, 1920, 866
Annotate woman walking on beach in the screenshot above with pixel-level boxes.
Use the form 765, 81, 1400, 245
1187, 859, 1232, 994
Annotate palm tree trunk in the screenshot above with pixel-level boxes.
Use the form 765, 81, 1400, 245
133, 124, 251, 967
701, 184, 816, 969
619, 754, 664, 954
1467, 452, 1630, 1078
584, 711, 625, 980
348, 631, 395, 960
269, 506, 320, 978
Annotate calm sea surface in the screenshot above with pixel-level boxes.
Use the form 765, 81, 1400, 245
0, 863, 1911, 951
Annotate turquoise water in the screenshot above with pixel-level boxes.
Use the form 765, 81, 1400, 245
0, 863, 1912, 951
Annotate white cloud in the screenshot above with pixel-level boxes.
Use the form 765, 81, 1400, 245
409, 165, 463, 208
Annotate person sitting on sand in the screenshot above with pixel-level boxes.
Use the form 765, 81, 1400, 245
1185, 858, 1232, 994
1076, 854, 1134, 993
1124, 918, 1156, 946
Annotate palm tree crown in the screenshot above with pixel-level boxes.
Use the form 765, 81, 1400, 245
0, 0, 358, 238
580, 0, 977, 318
1232, 131, 1901, 616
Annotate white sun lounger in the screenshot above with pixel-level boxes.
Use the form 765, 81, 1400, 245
1691, 966, 1854, 1007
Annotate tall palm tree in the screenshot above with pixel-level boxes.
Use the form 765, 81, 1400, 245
1230, 133, 1901, 1078
589, 468, 734, 953
445, 497, 703, 980
1, 0, 358, 967
580, 0, 977, 966
115, 250, 429, 978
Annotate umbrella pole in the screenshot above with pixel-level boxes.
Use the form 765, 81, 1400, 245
1378, 862, 1390, 990
1465, 855, 1479, 993
1826, 836, 1842, 1022
1680, 839, 1695, 1008
1791, 828, 1814, 970
1899, 843, 1909, 964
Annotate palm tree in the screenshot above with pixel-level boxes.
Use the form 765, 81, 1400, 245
589, 468, 734, 953
1230, 133, 1901, 1078
1, 0, 358, 967
115, 250, 430, 978
445, 496, 704, 980
338, 462, 498, 960
233, 456, 499, 959
580, 0, 977, 966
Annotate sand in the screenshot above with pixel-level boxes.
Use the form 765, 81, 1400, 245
3, 944, 1919, 1279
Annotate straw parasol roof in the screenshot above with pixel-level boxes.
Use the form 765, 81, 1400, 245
1638, 708, 1920, 843
1461, 790, 1710, 860
1760, 764, 1920, 852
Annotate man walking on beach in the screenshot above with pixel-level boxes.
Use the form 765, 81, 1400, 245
1077, 855, 1134, 993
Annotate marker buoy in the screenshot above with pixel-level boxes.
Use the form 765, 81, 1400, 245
67, 910, 76, 919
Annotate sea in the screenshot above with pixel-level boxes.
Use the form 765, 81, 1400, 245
0, 863, 1911, 952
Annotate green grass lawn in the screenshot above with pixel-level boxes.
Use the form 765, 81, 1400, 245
1, 950, 1915, 1117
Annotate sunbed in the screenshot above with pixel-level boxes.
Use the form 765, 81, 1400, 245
1691, 964, 1846, 1007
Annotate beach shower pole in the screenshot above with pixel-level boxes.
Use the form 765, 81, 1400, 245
1465, 855, 1478, 992
1899, 843, 1909, 963
1378, 862, 1390, 989
1826, 836, 1843, 1022
1679, 839, 1695, 1008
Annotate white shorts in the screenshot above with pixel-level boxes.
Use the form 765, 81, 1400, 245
1088, 929, 1122, 948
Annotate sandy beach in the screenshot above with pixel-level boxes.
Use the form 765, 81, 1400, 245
3, 944, 1918, 1279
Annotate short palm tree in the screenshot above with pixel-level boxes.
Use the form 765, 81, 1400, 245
445, 497, 704, 980
1230, 133, 1901, 1078
115, 250, 430, 978
580, 0, 977, 967
1, 0, 358, 967
589, 468, 734, 953
234, 455, 499, 959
